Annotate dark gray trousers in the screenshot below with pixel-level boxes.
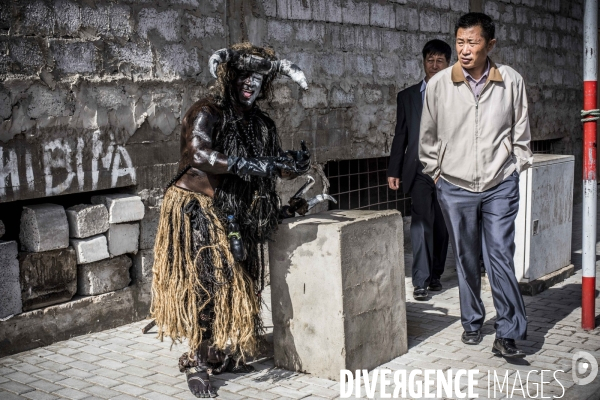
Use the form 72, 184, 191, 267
410, 173, 449, 288
435, 172, 527, 339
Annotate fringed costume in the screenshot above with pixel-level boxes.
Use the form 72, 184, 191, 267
151, 42, 310, 398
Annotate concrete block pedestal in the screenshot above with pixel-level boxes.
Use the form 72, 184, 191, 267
269, 210, 407, 381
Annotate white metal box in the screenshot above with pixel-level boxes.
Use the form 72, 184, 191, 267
514, 154, 574, 282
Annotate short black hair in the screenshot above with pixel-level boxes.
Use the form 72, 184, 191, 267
422, 39, 452, 62
455, 12, 495, 43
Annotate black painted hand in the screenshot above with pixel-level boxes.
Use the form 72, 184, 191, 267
284, 140, 311, 175
227, 156, 294, 178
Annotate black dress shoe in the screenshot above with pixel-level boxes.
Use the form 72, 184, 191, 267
413, 287, 428, 301
428, 278, 442, 291
492, 338, 525, 358
461, 330, 482, 345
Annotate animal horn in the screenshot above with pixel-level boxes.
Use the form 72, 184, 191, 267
208, 48, 238, 78
275, 60, 308, 90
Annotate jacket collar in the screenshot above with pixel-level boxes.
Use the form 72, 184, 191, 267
451, 58, 503, 83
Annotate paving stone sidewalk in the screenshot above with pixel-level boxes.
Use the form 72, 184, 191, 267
1, 206, 600, 400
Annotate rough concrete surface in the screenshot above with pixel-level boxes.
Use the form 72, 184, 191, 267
92, 194, 145, 223
132, 249, 153, 284
18, 247, 77, 312
0, 283, 151, 358
0, 0, 584, 204
19, 204, 69, 252
139, 205, 159, 250
106, 223, 140, 256
0, 241, 22, 319
269, 210, 406, 380
70, 234, 110, 264
66, 203, 110, 238
77, 254, 132, 296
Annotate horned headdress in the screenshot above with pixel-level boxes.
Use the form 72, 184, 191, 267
209, 48, 308, 91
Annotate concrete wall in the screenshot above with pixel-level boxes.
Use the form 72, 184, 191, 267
0, 0, 584, 204
0, 0, 585, 354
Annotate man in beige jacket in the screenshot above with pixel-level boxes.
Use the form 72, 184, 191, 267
419, 12, 533, 358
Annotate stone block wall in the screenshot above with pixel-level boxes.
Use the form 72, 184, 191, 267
0, 193, 146, 356
0, 0, 584, 204
0, 0, 585, 355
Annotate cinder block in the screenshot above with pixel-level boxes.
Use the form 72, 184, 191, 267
91, 194, 145, 223
138, 8, 179, 41
106, 223, 139, 256
19, 247, 77, 311
269, 210, 406, 380
8, 37, 45, 75
419, 9, 441, 33
156, 44, 201, 79
70, 235, 110, 264
0, 220, 4, 238
66, 204, 110, 239
132, 250, 154, 284
0, 241, 22, 319
77, 255, 132, 296
341, 0, 369, 25
139, 206, 159, 250
50, 41, 96, 74
19, 204, 69, 253
370, 2, 395, 28
395, 6, 419, 31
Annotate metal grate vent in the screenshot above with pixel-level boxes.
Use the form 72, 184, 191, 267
530, 139, 559, 154
324, 157, 412, 216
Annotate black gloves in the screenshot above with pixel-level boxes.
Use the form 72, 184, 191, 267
282, 140, 311, 175
227, 156, 294, 178
227, 141, 311, 179
280, 197, 309, 219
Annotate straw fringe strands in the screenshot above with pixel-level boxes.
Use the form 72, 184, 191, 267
151, 186, 261, 359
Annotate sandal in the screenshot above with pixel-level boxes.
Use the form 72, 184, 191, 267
185, 367, 217, 398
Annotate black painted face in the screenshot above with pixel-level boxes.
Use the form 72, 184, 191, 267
235, 71, 264, 108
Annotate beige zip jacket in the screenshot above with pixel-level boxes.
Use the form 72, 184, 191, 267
418, 59, 533, 193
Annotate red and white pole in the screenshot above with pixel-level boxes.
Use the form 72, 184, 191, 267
582, 0, 597, 331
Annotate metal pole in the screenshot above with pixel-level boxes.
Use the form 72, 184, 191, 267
582, 0, 597, 331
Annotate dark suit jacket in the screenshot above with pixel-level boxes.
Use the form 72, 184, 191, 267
387, 82, 426, 194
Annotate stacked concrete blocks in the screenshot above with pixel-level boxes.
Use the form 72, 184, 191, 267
92, 194, 144, 255
106, 223, 139, 256
66, 204, 110, 238
67, 202, 112, 286
64, 194, 146, 296
70, 235, 110, 264
78, 255, 132, 295
0, 241, 22, 319
91, 194, 145, 223
18, 248, 77, 311
15, 204, 78, 314
269, 210, 407, 381
19, 204, 69, 252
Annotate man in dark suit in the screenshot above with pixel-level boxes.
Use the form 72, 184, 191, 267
388, 40, 451, 301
